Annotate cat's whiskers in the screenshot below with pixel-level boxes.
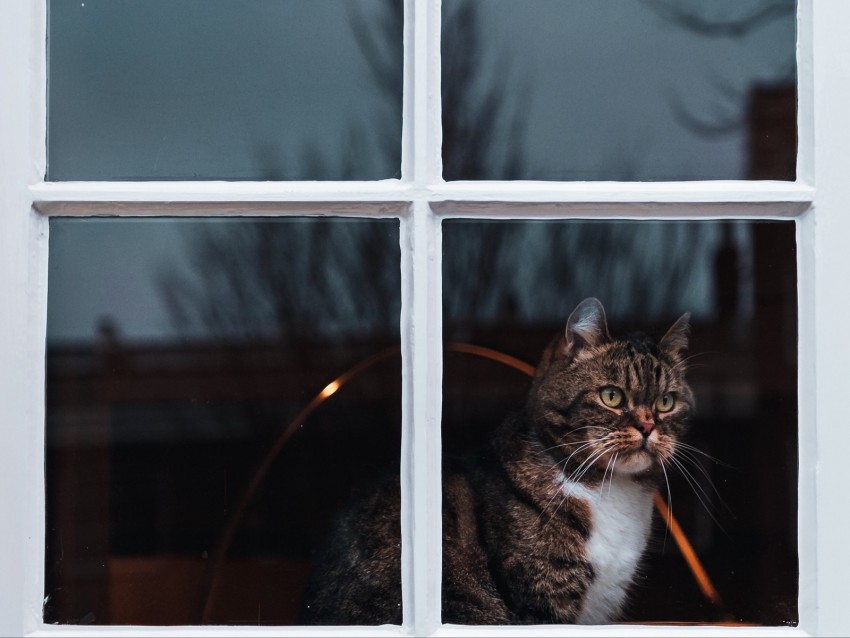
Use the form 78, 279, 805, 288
537, 442, 616, 530
607, 454, 619, 496
562, 442, 617, 488
562, 437, 617, 473
536, 434, 610, 458
600, 450, 619, 496
667, 455, 727, 534
540, 445, 615, 533
659, 458, 673, 552
669, 350, 717, 373
535, 441, 606, 523
674, 441, 732, 468
531, 422, 613, 453
673, 448, 733, 516
540, 437, 614, 475
550, 441, 620, 520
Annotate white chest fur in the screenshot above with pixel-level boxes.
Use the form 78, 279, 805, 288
558, 474, 655, 624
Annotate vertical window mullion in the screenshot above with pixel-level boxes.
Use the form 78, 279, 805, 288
403, 0, 444, 632
408, 0, 443, 186
797, 0, 815, 186
403, 201, 443, 636
24, 0, 49, 635
812, 1, 850, 634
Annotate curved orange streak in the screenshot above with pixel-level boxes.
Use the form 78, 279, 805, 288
199, 342, 726, 622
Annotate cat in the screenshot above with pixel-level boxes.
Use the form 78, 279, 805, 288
298, 297, 693, 625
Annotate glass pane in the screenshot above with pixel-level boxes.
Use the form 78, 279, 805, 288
442, 219, 797, 625
45, 218, 402, 625
442, 1, 797, 181
48, 0, 402, 181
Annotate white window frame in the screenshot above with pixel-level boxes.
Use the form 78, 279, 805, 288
0, 0, 846, 636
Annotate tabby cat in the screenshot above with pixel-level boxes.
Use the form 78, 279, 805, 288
299, 298, 693, 625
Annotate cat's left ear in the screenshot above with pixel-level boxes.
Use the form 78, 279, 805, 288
659, 312, 691, 360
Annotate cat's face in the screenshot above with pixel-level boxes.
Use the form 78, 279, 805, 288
529, 299, 693, 479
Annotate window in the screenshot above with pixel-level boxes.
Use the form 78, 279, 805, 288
2, 0, 849, 635
44, 217, 403, 625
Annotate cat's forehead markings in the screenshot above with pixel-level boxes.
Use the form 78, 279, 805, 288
572, 344, 606, 363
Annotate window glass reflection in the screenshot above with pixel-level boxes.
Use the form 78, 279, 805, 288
442, 220, 797, 625
45, 218, 402, 625
442, 1, 796, 181
48, 1, 403, 181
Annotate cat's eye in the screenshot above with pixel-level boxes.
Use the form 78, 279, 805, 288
655, 393, 675, 413
599, 386, 624, 408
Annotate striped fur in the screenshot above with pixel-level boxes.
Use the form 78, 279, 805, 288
299, 299, 692, 625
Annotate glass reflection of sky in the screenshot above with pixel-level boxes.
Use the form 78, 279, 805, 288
48, 218, 757, 343
443, 0, 796, 180
48, 0, 403, 181
48, 1, 795, 182
47, 218, 402, 343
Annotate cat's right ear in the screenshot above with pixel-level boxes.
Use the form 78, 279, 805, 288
565, 297, 611, 356
536, 298, 611, 377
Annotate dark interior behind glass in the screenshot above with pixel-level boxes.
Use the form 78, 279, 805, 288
442, 219, 798, 626
44, 218, 402, 625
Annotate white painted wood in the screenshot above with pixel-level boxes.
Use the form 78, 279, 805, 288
30, 180, 815, 209
26, 627, 407, 638
399, 212, 415, 632
0, 0, 47, 636
410, 0, 442, 186
797, 0, 815, 185
34, 200, 810, 221
433, 626, 811, 638
0, 0, 843, 636
400, 0, 413, 183
431, 201, 808, 220
30, 181, 410, 205
813, 0, 850, 636
429, 181, 815, 204
796, 210, 817, 633
406, 201, 443, 636
35, 200, 409, 218
404, 0, 443, 632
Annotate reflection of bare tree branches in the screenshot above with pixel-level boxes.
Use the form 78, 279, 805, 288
645, 0, 795, 38
443, 222, 714, 329
159, 220, 400, 342
647, 0, 795, 145
162, 0, 533, 340
348, 0, 403, 171
442, 1, 529, 180
161, 4, 729, 341
161, 217, 718, 344
351, 0, 529, 180
668, 73, 747, 137
263, 0, 525, 180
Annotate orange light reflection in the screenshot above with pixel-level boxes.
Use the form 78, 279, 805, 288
320, 380, 341, 399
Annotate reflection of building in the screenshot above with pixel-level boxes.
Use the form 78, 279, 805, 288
47, 272, 798, 626
45, 336, 402, 625
748, 85, 797, 181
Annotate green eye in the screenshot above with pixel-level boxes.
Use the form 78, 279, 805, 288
655, 393, 675, 413
599, 386, 624, 408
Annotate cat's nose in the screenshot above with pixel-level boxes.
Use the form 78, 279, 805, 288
633, 406, 655, 436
